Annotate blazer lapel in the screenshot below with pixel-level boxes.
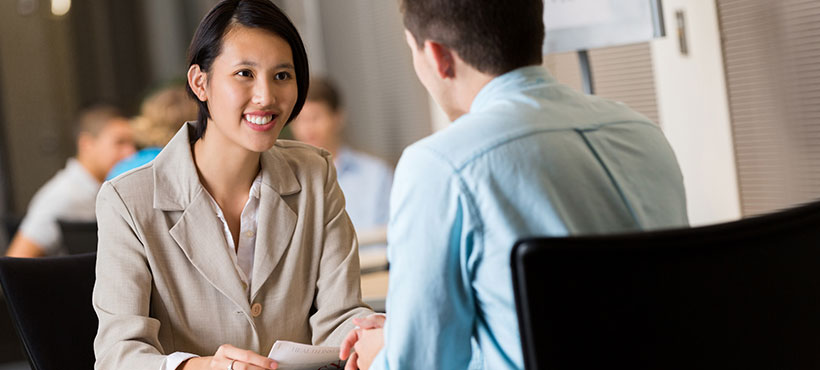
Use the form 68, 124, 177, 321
154, 122, 251, 313
170, 192, 251, 313
251, 147, 302, 300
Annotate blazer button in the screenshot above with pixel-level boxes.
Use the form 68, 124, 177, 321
251, 303, 262, 317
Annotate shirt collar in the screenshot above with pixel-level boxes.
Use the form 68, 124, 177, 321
469, 65, 555, 115
249, 172, 263, 200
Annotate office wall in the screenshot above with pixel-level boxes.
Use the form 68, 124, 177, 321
0, 0, 78, 214
716, 0, 820, 216
650, 0, 742, 225
0, 52, 9, 221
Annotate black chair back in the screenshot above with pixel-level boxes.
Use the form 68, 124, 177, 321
3, 216, 20, 241
0, 296, 26, 364
511, 200, 820, 370
57, 220, 97, 255
0, 253, 97, 370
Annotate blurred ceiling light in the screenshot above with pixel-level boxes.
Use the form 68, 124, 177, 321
51, 0, 70, 16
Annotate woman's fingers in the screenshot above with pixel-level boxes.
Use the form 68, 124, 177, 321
340, 328, 361, 360
342, 314, 386, 360
214, 344, 278, 370
344, 351, 360, 370
352, 314, 386, 330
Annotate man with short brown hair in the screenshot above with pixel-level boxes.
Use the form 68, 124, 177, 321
342, 0, 688, 369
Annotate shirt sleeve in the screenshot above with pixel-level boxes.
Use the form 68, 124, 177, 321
18, 184, 69, 255
159, 352, 198, 370
309, 152, 374, 346
371, 145, 481, 369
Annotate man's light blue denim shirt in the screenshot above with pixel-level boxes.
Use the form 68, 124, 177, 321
371, 66, 688, 369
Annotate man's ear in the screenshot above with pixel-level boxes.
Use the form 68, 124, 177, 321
424, 40, 456, 79
187, 64, 208, 102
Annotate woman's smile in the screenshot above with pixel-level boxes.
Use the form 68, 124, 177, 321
243, 111, 278, 131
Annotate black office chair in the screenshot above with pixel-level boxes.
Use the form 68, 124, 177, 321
2, 215, 21, 242
57, 220, 98, 255
0, 253, 97, 370
511, 200, 820, 370
0, 296, 27, 364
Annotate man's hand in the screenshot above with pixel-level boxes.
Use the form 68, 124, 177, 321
353, 328, 384, 370
340, 314, 386, 370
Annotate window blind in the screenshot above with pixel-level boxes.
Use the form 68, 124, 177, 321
717, 0, 820, 215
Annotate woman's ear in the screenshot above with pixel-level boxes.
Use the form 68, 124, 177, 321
187, 64, 208, 102
424, 40, 456, 79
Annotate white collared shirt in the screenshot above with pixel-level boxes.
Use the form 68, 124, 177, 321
161, 173, 262, 370
206, 173, 262, 295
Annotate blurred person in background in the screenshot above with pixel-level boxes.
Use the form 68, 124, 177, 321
6, 105, 135, 257
107, 83, 198, 179
291, 77, 393, 242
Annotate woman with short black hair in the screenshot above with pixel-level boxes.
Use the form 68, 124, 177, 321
92, 1, 372, 369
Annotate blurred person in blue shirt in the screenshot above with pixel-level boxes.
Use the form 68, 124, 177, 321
340, 0, 689, 369
291, 78, 393, 242
107, 83, 198, 180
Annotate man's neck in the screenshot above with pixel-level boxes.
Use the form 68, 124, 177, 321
75, 155, 105, 184
445, 61, 497, 121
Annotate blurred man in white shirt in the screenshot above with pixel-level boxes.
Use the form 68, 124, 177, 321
6, 105, 135, 257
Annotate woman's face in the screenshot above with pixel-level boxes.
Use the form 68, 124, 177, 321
193, 25, 298, 153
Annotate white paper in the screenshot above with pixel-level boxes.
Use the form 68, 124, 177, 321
267, 340, 346, 370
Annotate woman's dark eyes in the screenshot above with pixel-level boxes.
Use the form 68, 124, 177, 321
235, 70, 291, 80
274, 71, 292, 80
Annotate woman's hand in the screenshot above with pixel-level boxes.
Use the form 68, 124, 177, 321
181, 344, 278, 370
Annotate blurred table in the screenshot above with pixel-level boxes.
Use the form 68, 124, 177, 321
358, 227, 389, 312
361, 271, 388, 313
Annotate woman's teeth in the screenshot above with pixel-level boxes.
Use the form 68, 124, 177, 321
245, 114, 273, 125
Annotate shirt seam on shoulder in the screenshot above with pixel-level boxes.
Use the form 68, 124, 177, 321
446, 119, 656, 172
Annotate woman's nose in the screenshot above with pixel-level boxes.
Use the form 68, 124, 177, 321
252, 80, 275, 107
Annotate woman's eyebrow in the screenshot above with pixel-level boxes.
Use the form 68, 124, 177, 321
234, 60, 258, 67
233, 61, 294, 70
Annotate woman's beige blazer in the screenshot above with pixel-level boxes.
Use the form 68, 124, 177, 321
93, 123, 372, 369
